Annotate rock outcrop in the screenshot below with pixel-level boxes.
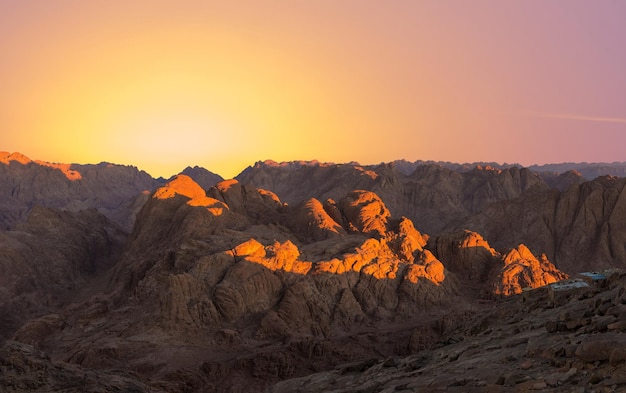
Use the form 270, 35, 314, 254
487, 244, 569, 296
11, 176, 464, 391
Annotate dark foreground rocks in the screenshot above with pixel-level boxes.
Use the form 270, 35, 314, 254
271, 270, 626, 393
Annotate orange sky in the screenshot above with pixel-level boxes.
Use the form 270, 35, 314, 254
2, 1, 626, 178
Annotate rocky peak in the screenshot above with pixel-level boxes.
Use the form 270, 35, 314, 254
153, 174, 206, 201
429, 230, 499, 282
178, 166, 224, 190
339, 190, 390, 236
488, 244, 568, 296
288, 198, 346, 241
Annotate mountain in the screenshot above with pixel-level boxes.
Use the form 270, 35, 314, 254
461, 175, 626, 273
1, 153, 625, 392
0, 173, 571, 392
0, 151, 159, 231
236, 160, 554, 234
178, 165, 224, 190
529, 161, 626, 180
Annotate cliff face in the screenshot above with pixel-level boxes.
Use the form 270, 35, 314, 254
462, 175, 626, 273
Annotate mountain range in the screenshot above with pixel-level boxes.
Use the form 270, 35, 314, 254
0, 151, 625, 392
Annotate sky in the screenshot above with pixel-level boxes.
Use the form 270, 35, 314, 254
2, 1, 626, 179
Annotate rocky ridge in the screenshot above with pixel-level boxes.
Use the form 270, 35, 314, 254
236, 160, 550, 234
0, 151, 159, 231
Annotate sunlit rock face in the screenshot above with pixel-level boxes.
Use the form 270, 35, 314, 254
486, 244, 569, 296
339, 190, 391, 236
429, 230, 499, 282
118, 180, 459, 338
288, 198, 346, 241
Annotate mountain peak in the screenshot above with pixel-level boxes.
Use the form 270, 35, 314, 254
153, 174, 206, 201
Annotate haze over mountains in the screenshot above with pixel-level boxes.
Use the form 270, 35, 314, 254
1, 151, 625, 392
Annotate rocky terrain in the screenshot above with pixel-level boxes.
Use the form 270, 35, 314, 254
272, 269, 626, 393
0, 153, 625, 392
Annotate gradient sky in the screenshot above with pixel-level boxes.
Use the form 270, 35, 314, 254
2, 1, 626, 178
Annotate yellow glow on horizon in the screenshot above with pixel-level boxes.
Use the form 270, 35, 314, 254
6, 2, 565, 179
6, 20, 373, 178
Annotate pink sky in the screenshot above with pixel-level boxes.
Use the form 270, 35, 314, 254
1, 1, 625, 178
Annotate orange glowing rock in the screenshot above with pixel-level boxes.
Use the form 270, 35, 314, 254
388, 217, 428, 262
0, 152, 82, 180
361, 259, 399, 280
153, 175, 230, 214
258, 189, 282, 205
233, 239, 266, 258
35, 161, 83, 181
0, 151, 31, 165
264, 240, 309, 273
293, 198, 346, 240
235, 239, 311, 274
153, 175, 206, 200
405, 250, 446, 284
355, 166, 379, 179
491, 244, 568, 296
187, 196, 228, 215
459, 230, 498, 256
340, 190, 390, 236
215, 179, 239, 193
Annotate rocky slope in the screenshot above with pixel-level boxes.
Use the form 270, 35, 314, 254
272, 269, 626, 393
0, 206, 126, 342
